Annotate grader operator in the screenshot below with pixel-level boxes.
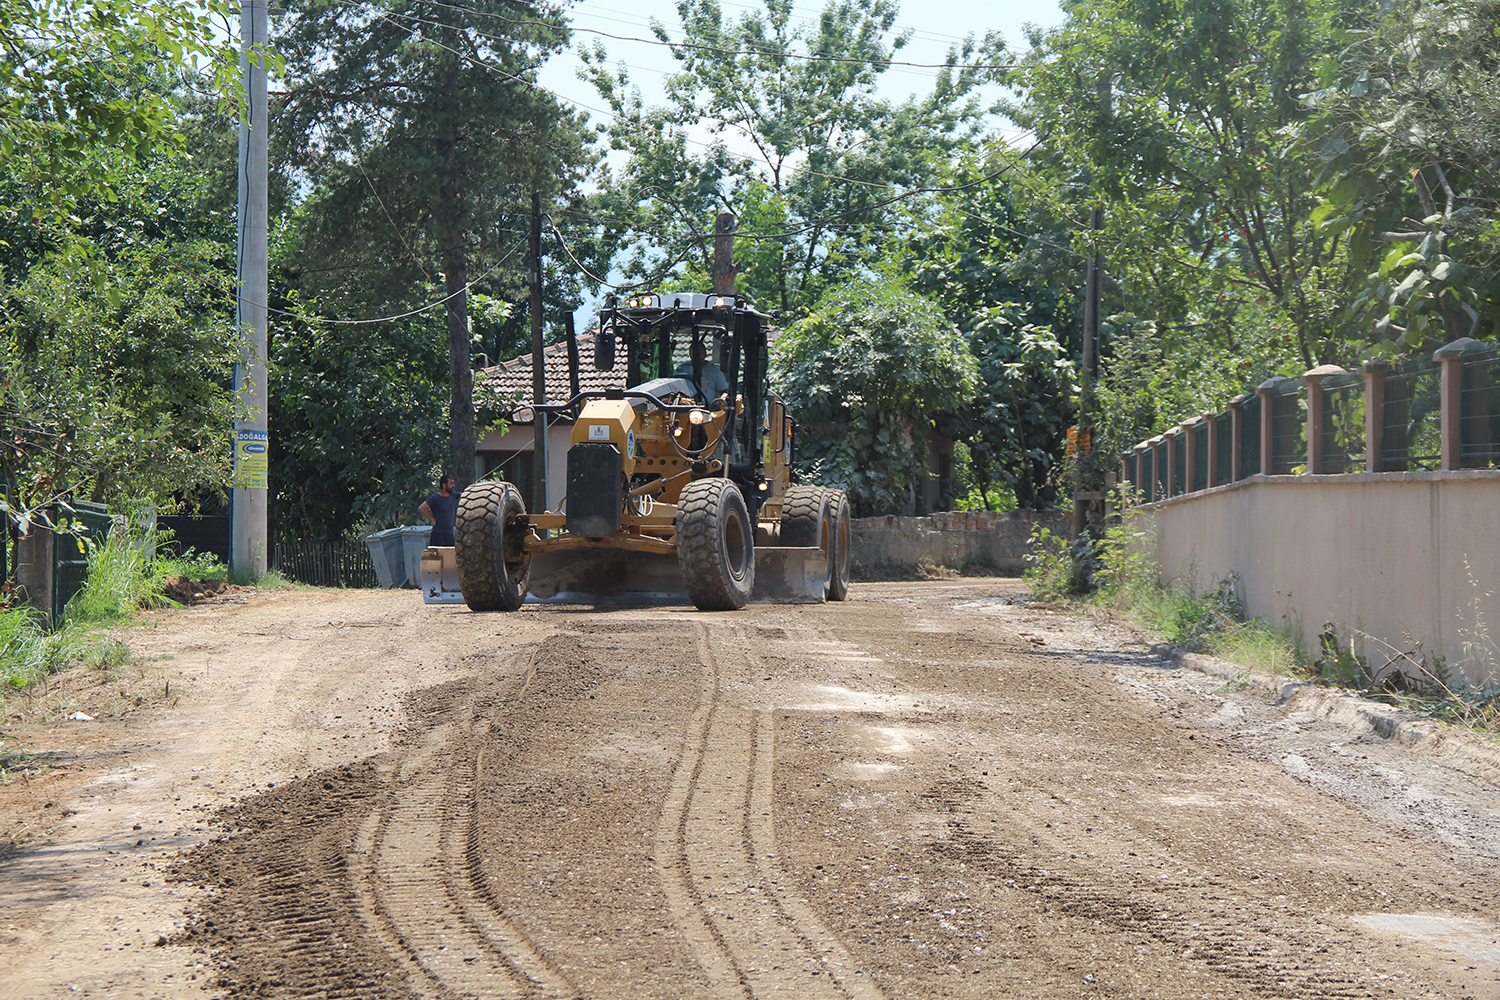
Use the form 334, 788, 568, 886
424, 292, 850, 612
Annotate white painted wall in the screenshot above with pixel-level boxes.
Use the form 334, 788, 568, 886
1138, 470, 1500, 686
476, 422, 572, 511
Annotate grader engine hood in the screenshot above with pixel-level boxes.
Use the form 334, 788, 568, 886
567, 398, 638, 539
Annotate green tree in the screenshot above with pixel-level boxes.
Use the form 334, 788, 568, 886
771, 279, 975, 515
1, 227, 239, 522
1009, 0, 1349, 372
901, 148, 1079, 508
274, 0, 594, 486
0, 0, 236, 206
582, 0, 1004, 318
268, 307, 453, 537
1302, 0, 1500, 354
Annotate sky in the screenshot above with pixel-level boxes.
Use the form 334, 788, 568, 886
535, 0, 1066, 163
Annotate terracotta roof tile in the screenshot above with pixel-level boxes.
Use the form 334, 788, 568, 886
476, 333, 623, 418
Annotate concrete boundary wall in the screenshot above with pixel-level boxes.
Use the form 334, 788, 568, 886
1139, 470, 1500, 686
850, 510, 1072, 574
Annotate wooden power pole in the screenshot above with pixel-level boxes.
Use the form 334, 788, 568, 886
1073, 77, 1110, 540
530, 191, 547, 515
712, 213, 739, 296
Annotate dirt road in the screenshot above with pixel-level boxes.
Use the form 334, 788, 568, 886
3, 580, 1500, 999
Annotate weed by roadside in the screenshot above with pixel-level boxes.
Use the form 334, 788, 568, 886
851, 556, 1013, 582
2, 525, 230, 700
1024, 506, 1306, 678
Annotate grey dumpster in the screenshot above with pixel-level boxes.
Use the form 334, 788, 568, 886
362, 527, 406, 589
398, 525, 433, 589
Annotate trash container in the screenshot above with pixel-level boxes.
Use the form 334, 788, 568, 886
362, 527, 407, 589
398, 525, 433, 590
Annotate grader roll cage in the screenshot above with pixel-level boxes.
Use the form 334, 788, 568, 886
423, 291, 851, 611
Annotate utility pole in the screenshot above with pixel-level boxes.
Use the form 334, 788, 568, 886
530, 191, 547, 515
232, 0, 269, 579
712, 212, 739, 296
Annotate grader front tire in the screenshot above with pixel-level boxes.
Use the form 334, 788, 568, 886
826, 488, 852, 601
677, 479, 754, 611
455, 481, 531, 612
780, 485, 834, 597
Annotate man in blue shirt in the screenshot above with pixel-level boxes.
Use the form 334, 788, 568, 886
419, 474, 458, 547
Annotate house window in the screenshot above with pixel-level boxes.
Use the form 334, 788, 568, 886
480, 450, 533, 504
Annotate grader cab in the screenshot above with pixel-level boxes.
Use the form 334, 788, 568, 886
424, 292, 850, 611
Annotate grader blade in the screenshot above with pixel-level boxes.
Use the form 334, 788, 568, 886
527, 548, 687, 602
751, 546, 827, 604
419, 546, 465, 604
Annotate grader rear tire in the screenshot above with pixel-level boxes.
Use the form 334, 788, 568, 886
826, 488, 852, 601
677, 479, 754, 611
455, 481, 531, 612
780, 485, 834, 596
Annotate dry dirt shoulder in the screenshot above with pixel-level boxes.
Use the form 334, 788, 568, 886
0, 582, 1497, 1000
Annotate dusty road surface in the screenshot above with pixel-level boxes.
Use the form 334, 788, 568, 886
3, 579, 1500, 1000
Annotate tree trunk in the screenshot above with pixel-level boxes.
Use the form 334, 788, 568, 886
443, 235, 475, 490
436, 61, 474, 491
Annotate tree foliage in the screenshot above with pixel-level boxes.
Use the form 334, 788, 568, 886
771, 280, 974, 514
1, 222, 239, 524
1009, 0, 1349, 375
0, 0, 236, 206
268, 308, 454, 537
900, 148, 1079, 507
1301, 0, 1500, 353
274, 0, 594, 486
582, 0, 1005, 318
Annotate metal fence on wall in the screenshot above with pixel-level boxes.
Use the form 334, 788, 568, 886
1122, 337, 1500, 504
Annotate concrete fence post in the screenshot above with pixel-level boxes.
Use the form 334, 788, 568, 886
1255, 381, 1276, 476
1203, 412, 1218, 488
1180, 421, 1196, 495
1302, 365, 1348, 475
1148, 436, 1163, 502
1363, 361, 1388, 473
1436, 337, 1485, 470
1166, 430, 1179, 497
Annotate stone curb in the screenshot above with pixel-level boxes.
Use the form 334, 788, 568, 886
1150, 643, 1500, 783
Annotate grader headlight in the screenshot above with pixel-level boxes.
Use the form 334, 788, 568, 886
688, 408, 711, 426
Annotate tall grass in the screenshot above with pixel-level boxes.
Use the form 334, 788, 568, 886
1, 525, 223, 691
1025, 506, 1306, 676
0, 606, 113, 690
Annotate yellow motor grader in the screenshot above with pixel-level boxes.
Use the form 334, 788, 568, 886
423, 292, 850, 611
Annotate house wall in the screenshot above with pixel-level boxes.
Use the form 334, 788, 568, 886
1140, 470, 1500, 686
476, 422, 572, 510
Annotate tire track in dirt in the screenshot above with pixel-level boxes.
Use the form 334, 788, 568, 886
787, 603, 1453, 998
354, 648, 577, 1000
652, 621, 883, 1000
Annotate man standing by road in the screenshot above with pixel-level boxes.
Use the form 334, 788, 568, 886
419, 474, 458, 547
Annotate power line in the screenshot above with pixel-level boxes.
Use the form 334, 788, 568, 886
404, 0, 1019, 71
249, 241, 525, 325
